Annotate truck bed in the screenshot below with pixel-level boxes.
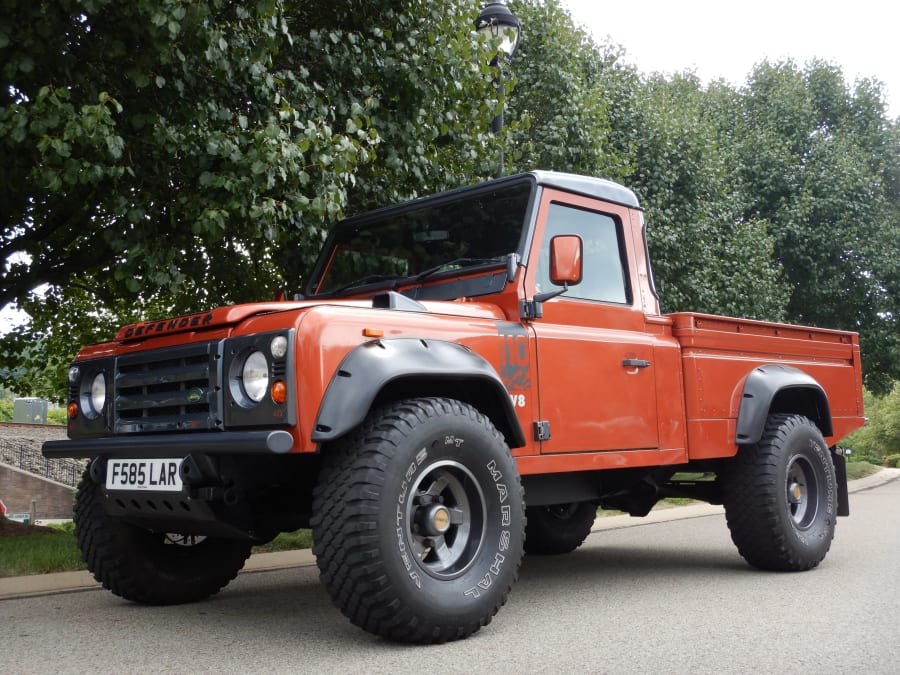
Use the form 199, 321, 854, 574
669, 312, 865, 459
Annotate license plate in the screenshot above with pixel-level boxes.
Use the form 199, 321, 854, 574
106, 459, 184, 492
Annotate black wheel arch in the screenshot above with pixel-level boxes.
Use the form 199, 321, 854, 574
736, 365, 833, 446
311, 338, 526, 448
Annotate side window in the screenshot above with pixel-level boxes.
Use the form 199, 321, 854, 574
537, 203, 630, 304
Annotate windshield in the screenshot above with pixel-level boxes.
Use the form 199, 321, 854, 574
310, 182, 533, 296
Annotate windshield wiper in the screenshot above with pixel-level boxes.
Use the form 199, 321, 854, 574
327, 274, 401, 295
410, 257, 505, 284
325, 258, 506, 296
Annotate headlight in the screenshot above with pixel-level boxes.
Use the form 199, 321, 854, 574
66, 358, 114, 436
242, 351, 269, 403
90, 373, 107, 413
79, 370, 107, 419
224, 330, 295, 427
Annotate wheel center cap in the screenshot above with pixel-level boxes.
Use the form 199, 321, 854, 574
431, 505, 451, 534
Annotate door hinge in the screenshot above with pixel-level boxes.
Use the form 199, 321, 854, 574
520, 299, 543, 320
533, 420, 551, 441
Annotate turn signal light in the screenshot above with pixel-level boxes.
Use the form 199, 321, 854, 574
363, 327, 384, 338
271, 380, 287, 404
67, 401, 79, 419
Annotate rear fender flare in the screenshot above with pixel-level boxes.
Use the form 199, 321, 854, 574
735, 365, 833, 445
311, 338, 525, 448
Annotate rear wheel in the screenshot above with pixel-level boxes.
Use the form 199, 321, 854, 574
524, 502, 596, 555
74, 470, 252, 604
722, 414, 837, 571
311, 397, 525, 643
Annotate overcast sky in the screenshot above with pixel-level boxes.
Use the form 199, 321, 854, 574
562, 0, 898, 119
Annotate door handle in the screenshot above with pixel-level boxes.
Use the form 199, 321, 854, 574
621, 358, 651, 369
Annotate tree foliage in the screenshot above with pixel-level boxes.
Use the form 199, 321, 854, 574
3, 0, 366, 308
843, 384, 900, 461
732, 61, 900, 392
619, 73, 788, 319
1, 0, 501, 399
506, 0, 622, 179
2, 0, 899, 400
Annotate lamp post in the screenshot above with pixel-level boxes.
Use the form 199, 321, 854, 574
475, 2, 521, 178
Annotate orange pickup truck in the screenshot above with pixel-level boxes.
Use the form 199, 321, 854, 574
44, 171, 865, 643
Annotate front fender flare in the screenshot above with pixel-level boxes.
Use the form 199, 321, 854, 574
312, 338, 525, 447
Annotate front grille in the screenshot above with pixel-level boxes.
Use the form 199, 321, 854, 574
115, 341, 223, 434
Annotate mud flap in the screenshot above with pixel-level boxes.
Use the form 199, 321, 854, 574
832, 449, 850, 517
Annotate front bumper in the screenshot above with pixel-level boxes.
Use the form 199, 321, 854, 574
42, 430, 294, 460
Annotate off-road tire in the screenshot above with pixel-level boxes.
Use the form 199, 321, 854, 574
74, 469, 253, 604
311, 397, 525, 643
722, 413, 837, 571
524, 502, 596, 555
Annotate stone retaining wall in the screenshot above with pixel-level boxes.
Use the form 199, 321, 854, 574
0, 464, 75, 519
0, 422, 79, 519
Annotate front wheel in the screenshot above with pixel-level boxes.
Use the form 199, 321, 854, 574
722, 414, 837, 571
73, 470, 252, 604
311, 397, 526, 643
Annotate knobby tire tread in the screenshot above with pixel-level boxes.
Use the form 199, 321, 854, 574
722, 413, 835, 572
74, 469, 252, 605
311, 397, 524, 644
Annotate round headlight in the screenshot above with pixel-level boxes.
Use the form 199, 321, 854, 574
242, 351, 269, 403
90, 373, 106, 413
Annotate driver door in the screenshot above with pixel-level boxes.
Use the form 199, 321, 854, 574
527, 191, 659, 453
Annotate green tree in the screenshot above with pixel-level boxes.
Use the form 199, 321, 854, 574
843, 383, 900, 461
619, 73, 788, 319
1, 0, 503, 398
733, 60, 900, 393
1, 0, 379, 309
506, 0, 623, 180
0, 387, 12, 421
4, 0, 898, 402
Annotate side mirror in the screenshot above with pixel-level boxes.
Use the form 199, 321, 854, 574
527, 235, 584, 316
549, 235, 583, 286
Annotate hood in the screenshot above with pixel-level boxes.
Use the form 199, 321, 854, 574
115, 301, 314, 342
116, 292, 509, 343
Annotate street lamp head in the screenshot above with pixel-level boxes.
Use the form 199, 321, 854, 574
475, 2, 521, 59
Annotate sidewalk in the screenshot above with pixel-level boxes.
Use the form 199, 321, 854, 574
3, 467, 898, 601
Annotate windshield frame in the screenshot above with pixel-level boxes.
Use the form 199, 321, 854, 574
303, 174, 539, 299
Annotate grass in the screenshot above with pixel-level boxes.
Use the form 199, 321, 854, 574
846, 460, 880, 481
251, 529, 313, 553
0, 526, 85, 577
0, 522, 313, 578
0, 461, 885, 577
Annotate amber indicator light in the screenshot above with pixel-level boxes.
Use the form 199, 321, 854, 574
271, 381, 288, 404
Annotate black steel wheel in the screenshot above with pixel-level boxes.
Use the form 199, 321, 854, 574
524, 502, 596, 555
74, 469, 252, 605
311, 397, 525, 643
722, 413, 837, 571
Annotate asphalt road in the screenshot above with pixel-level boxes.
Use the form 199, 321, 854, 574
3, 474, 898, 674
